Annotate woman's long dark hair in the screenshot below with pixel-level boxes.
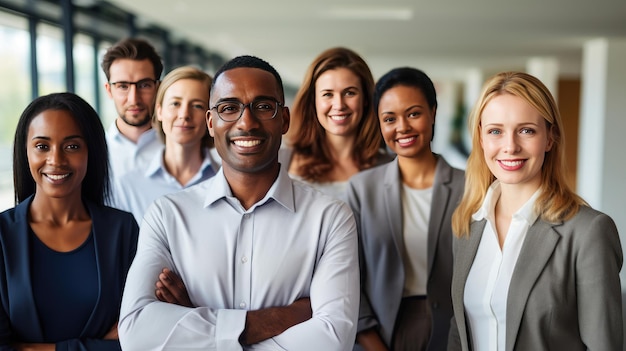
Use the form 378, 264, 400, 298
13, 92, 110, 206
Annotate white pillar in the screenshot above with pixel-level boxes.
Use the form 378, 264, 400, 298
431, 80, 468, 169
526, 57, 560, 101
578, 38, 626, 288
462, 69, 484, 155
432, 80, 453, 154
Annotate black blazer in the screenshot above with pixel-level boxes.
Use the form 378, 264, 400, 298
346, 156, 465, 350
0, 196, 139, 350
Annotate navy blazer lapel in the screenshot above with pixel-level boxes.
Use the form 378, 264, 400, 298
427, 157, 452, 273
383, 159, 404, 258
505, 219, 559, 351
78, 201, 104, 337
6, 197, 45, 340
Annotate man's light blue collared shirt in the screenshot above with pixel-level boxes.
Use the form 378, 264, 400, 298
119, 165, 359, 351
105, 121, 162, 180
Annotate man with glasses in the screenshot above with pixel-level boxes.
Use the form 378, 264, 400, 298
119, 55, 359, 350
101, 37, 163, 184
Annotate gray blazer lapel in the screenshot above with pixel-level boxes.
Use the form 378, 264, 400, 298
452, 220, 486, 351
428, 157, 452, 273
505, 220, 559, 351
383, 159, 404, 258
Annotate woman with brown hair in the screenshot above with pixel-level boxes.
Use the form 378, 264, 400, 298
283, 47, 391, 197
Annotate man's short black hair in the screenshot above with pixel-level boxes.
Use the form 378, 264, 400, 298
211, 55, 284, 100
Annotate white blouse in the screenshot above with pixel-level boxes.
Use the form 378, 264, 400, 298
401, 184, 432, 297
463, 181, 540, 351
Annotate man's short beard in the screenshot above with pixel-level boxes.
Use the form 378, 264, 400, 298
120, 113, 152, 127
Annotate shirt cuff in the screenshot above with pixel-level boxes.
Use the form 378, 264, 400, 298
216, 308, 247, 351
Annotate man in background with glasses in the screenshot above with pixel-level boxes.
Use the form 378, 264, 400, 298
101, 37, 163, 187
119, 55, 359, 350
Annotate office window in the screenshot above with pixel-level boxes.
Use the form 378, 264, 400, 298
74, 33, 96, 109
97, 41, 117, 128
0, 11, 31, 211
36, 22, 65, 96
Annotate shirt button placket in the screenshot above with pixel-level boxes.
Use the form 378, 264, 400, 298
235, 212, 253, 310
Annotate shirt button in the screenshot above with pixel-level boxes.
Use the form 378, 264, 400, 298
243, 214, 250, 219
239, 302, 246, 308
241, 256, 248, 263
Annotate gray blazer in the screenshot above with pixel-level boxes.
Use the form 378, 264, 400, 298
346, 156, 465, 350
448, 206, 623, 351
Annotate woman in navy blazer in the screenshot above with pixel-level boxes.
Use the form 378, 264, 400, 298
448, 72, 622, 350
346, 67, 465, 351
0, 93, 138, 351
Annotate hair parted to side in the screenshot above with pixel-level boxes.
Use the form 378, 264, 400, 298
101, 37, 164, 81
211, 55, 284, 101
153, 66, 213, 148
288, 47, 384, 182
13, 93, 110, 206
451, 71, 587, 237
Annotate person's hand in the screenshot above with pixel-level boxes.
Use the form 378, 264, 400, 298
103, 322, 118, 340
356, 328, 388, 351
285, 297, 312, 327
13, 343, 55, 351
240, 297, 312, 345
155, 268, 193, 307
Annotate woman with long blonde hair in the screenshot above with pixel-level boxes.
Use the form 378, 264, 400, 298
448, 71, 622, 350
112, 66, 220, 222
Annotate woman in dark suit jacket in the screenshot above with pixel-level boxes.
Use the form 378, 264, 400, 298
0, 93, 138, 351
448, 72, 622, 350
346, 67, 464, 351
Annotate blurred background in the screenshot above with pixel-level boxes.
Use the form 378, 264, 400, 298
1, 0, 625, 328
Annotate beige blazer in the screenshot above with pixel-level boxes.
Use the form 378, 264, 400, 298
448, 206, 623, 351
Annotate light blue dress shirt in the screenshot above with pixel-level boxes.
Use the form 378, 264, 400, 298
119, 166, 359, 351
112, 147, 220, 222
105, 121, 162, 180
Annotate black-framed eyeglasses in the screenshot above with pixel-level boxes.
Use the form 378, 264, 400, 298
210, 99, 283, 122
109, 78, 158, 93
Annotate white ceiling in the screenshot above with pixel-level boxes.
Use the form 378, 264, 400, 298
106, 0, 626, 86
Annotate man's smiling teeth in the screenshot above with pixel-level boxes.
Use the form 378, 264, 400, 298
46, 173, 70, 180
234, 140, 261, 147
500, 160, 524, 167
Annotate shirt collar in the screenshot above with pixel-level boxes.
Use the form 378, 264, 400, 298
145, 147, 215, 179
107, 120, 123, 140
145, 147, 166, 177
107, 120, 157, 145
204, 164, 295, 213
472, 181, 499, 222
472, 180, 541, 226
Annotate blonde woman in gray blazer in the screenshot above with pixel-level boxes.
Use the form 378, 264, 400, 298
347, 67, 465, 351
448, 72, 622, 351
